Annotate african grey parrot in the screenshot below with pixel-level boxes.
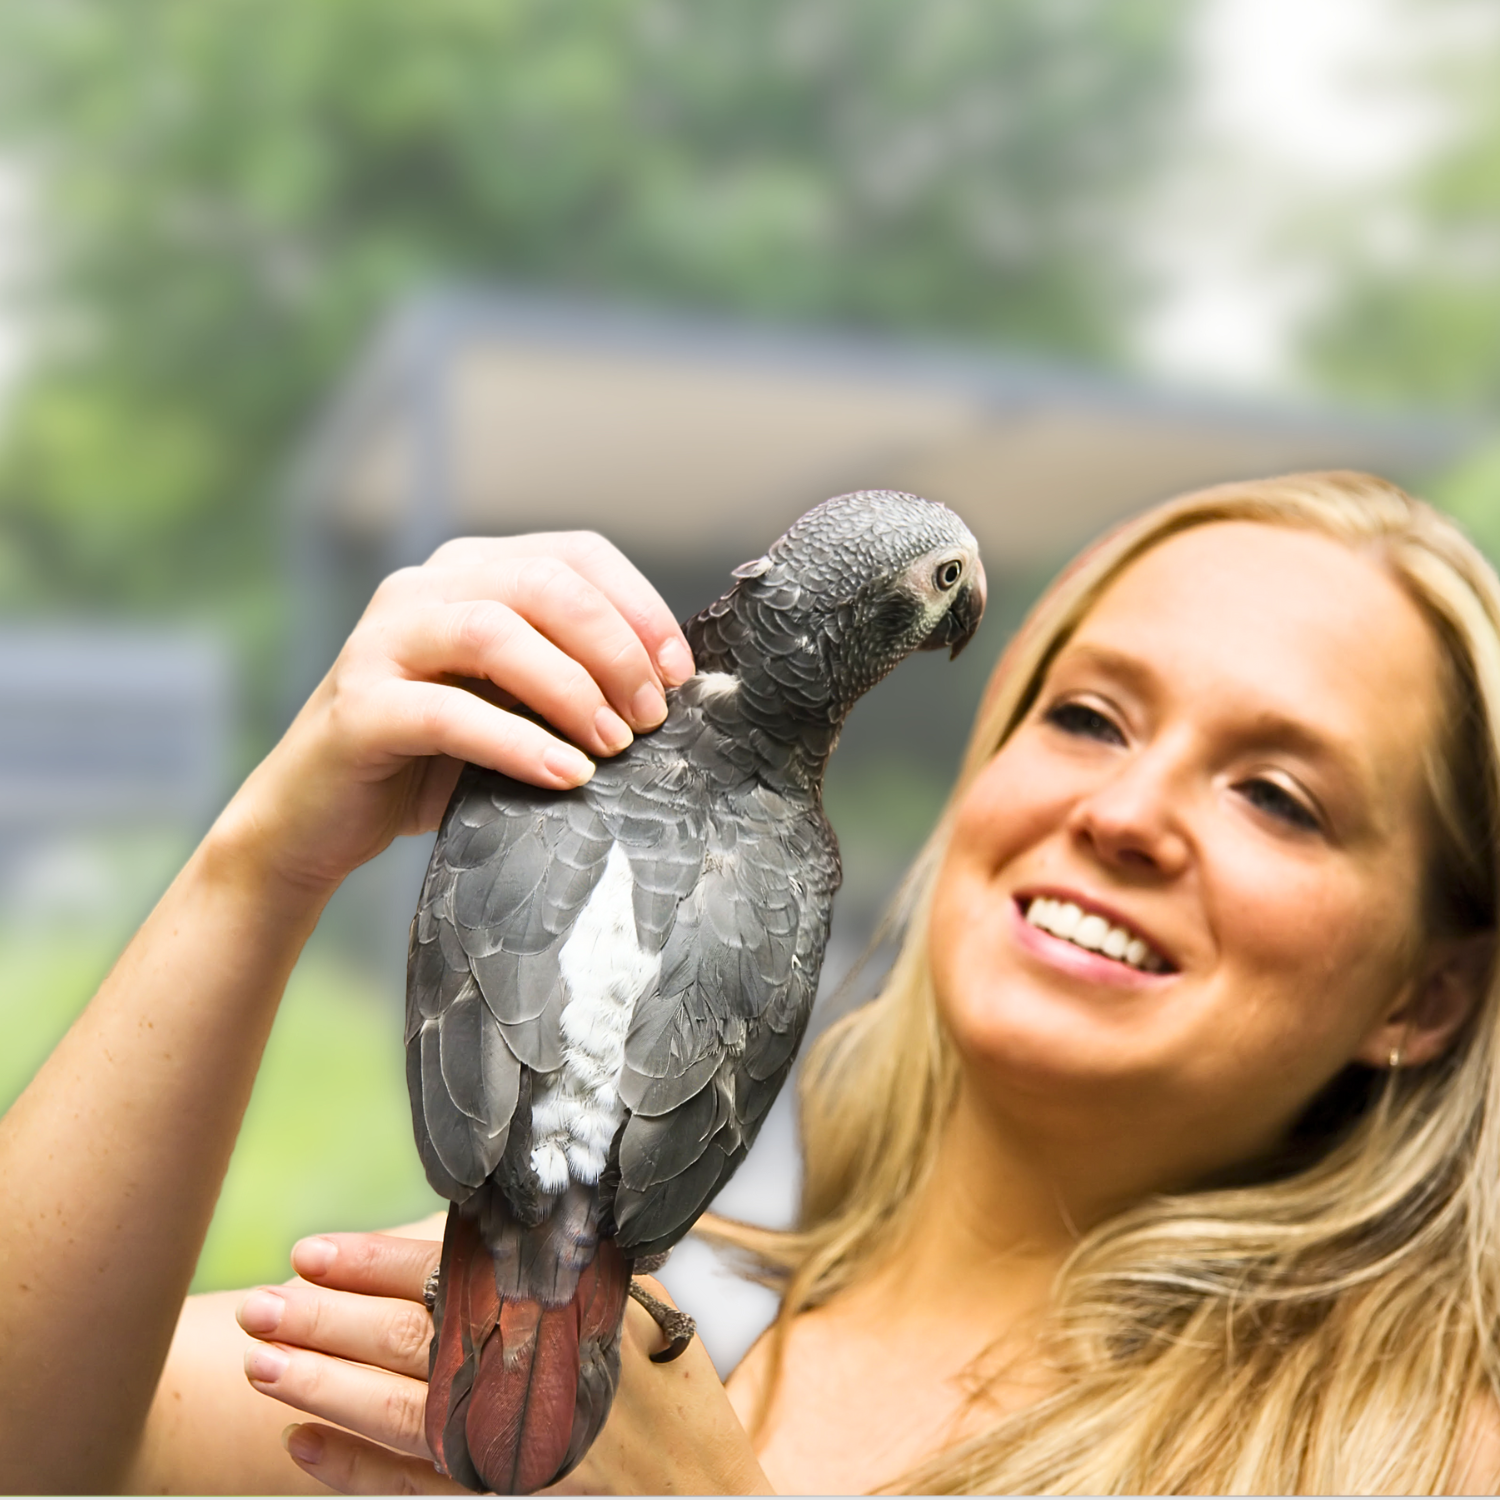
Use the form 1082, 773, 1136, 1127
406, 491, 984, 1492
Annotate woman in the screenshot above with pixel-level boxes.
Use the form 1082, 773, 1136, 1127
0, 532, 698, 1494
236, 471, 1500, 1494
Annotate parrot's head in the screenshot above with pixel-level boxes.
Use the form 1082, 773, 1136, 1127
721, 489, 986, 718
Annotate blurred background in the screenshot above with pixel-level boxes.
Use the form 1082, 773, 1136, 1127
1, 0, 1499, 1371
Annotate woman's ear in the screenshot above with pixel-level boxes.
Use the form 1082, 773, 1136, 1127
1354, 933, 1495, 1069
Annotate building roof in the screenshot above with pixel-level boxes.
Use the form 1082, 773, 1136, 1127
294, 288, 1479, 573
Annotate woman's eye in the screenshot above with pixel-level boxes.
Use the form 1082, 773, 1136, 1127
1239, 777, 1320, 833
1044, 701, 1125, 746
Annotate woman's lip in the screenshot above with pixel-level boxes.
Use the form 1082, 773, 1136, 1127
1012, 887, 1180, 974
1010, 900, 1176, 988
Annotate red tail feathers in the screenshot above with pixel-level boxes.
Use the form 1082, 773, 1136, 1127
426, 1206, 630, 1493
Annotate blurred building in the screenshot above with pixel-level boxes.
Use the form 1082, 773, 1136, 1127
288, 288, 1470, 681
0, 626, 231, 925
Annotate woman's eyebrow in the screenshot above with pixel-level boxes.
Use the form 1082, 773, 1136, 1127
1232, 711, 1368, 789
1061, 642, 1372, 790
1055, 642, 1158, 694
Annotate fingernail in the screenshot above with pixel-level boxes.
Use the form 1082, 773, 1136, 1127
657, 636, 694, 687
593, 705, 632, 755
245, 1345, 289, 1384
291, 1235, 337, 1277
631, 681, 668, 729
236, 1288, 285, 1335
283, 1424, 324, 1465
544, 745, 595, 786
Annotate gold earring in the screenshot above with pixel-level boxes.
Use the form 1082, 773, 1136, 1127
1389, 1045, 1403, 1071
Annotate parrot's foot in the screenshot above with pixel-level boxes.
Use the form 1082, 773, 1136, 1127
422, 1267, 440, 1312
628, 1279, 696, 1362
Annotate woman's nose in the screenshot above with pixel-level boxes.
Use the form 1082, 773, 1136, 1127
1066, 753, 1191, 876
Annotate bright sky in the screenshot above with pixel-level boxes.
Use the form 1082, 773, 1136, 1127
1137, 0, 1452, 390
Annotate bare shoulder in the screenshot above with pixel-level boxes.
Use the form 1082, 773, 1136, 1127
723, 1291, 980, 1495
1453, 1393, 1500, 1495
723, 1319, 796, 1438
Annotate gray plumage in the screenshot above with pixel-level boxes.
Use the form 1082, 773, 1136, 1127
407, 490, 983, 1492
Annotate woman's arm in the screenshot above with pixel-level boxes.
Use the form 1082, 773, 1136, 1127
121, 1214, 448, 1495
0, 534, 693, 1494
234, 1230, 773, 1496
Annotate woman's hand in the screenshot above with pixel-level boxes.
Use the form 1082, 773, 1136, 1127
547, 1293, 774, 1497
241, 1230, 772, 1495
238, 1232, 461, 1493
214, 532, 695, 899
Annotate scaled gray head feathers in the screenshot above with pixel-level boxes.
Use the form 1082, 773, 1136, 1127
689, 489, 985, 724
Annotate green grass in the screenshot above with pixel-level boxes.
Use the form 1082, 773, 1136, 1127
0, 916, 440, 1296
0, 927, 123, 1109
193, 946, 441, 1290
822, 753, 952, 914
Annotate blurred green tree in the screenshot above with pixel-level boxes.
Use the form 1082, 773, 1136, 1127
0, 0, 1192, 620
1298, 5, 1500, 551
1302, 13, 1500, 412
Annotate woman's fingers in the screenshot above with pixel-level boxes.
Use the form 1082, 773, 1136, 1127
289, 1231, 441, 1302
346, 538, 699, 785
237, 1283, 432, 1381
282, 1423, 468, 1496
387, 596, 648, 754
237, 1233, 447, 1470
244, 1339, 431, 1457
387, 559, 674, 733
372, 678, 597, 789
427, 532, 694, 689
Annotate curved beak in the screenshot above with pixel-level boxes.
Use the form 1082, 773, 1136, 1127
920, 558, 986, 660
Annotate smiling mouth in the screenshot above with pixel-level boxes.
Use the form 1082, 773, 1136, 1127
1020, 896, 1174, 974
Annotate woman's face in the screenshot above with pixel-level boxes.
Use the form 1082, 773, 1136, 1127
929, 521, 1452, 1185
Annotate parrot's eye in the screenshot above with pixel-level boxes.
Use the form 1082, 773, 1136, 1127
934, 558, 964, 591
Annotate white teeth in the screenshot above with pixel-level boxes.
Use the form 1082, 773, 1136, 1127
1074, 914, 1109, 951
1024, 897, 1166, 974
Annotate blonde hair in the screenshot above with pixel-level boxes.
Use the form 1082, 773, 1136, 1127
706, 471, 1500, 1493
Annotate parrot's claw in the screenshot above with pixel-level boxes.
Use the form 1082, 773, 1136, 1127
422, 1267, 440, 1312
628, 1279, 696, 1362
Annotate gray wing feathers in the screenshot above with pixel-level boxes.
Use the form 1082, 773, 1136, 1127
407, 769, 616, 1202
409, 977, 523, 1197
617, 806, 803, 1112
410, 715, 838, 1260
610, 800, 838, 1257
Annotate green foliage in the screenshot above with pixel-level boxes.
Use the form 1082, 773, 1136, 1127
1302, 7, 1500, 412
0, 925, 119, 1112
0, 0, 1192, 616
0, 915, 437, 1293
823, 752, 952, 916
1426, 436, 1500, 569
193, 948, 438, 1291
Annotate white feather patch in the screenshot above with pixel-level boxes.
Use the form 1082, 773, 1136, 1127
694, 671, 739, 698
529, 842, 659, 1192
